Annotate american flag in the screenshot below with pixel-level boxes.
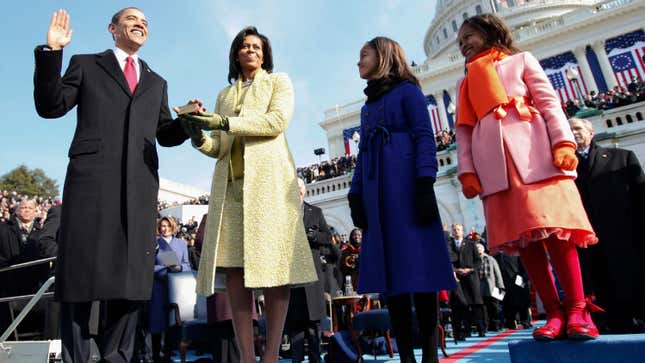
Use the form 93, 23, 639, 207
425, 95, 443, 133
342, 126, 360, 156
540, 51, 589, 103
605, 30, 645, 89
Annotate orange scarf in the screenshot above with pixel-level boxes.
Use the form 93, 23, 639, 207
456, 48, 508, 127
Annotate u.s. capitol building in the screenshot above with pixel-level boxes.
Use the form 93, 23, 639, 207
309, 0, 645, 235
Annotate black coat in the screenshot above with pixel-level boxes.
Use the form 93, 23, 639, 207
494, 252, 531, 308
447, 236, 483, 305
33, 48, 187, 302
574, 142, 645, 311
0, 217, 50, 297
287, 202, 330, 322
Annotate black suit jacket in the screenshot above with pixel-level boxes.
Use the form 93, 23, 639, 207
287, 202, 330, 322
33, 48, 188, 302
575, 141, 645, 307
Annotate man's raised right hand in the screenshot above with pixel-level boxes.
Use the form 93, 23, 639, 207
47, 9, 73, 50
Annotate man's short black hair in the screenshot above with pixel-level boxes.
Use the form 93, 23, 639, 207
110, 7, 142, 25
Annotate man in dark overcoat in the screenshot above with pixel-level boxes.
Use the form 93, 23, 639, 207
285, 179, 330, 363
33, 8, 187, 362
494, 252, 531, 329
447, 223, 484, 339
570, 118, 645, 333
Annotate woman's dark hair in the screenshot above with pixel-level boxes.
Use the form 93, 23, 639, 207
364, 36, 421, 88
460, 14, 520, 55
228, 26, 274, 84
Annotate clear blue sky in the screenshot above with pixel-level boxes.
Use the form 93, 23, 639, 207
1, 0, 437, 194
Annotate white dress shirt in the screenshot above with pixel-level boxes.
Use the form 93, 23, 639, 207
113, 47, 140, 82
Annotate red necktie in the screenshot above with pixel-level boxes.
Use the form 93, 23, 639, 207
124, 56, 138, 93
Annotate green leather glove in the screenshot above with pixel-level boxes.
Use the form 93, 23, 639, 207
180, 111, 229, 131
180, 119, 204, 145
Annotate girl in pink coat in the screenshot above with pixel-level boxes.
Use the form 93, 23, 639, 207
455, 14, 601, 341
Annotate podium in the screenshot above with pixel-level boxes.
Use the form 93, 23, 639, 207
509, 334, 645, 363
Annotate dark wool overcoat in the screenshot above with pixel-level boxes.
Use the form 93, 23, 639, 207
34, 48, 187, 302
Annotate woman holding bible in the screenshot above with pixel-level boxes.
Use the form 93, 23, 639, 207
178, 26, 317, 363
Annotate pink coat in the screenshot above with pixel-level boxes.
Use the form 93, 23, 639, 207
456, 51, 577, 198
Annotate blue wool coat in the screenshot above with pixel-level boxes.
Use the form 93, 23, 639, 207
149, 236, 192, 333
349, 81, 457, 296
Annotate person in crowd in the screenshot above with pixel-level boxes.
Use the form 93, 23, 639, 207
569, 117, 645, 334
348, 36, 456, 363
149, 216, 191, 362
495, 251, 532, 329
476, 243, 504, 332
285, 178, 331, 363
339, 228, 362, 292
319, 230, 342, 298
33, 8, 187, 362
447, 223, 485, 339
0, 199, 58, 338
178, 26, 317, 363
455, 14, 599, 341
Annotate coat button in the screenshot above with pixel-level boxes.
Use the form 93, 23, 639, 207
146, 251, 151, 255
364, 111, 369, 117
378, 119, 384, 125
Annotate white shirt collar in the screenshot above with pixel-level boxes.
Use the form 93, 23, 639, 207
113, 47, 140, 80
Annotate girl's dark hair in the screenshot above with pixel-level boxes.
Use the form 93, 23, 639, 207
364, 36, 421, 88
228, 26, 274, 84
460, 14, 520, 55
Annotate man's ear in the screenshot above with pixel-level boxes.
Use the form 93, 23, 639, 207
108, 23, 116, 40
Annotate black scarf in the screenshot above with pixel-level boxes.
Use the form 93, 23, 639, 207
363, 77, 405, 103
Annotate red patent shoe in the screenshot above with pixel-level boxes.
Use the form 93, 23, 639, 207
566, 297, 604, 340
533, 307, 566, 341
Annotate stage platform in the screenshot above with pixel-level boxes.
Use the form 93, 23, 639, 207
170, 321, 645, 362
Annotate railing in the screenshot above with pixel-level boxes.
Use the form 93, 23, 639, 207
591, 102, 645, 131
0, 257, 57, 344
323, 99, 366, 120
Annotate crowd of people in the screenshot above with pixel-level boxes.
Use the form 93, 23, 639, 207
562, 78, 645, 117
297, 155, 357, 184
0, 190, 58, 224
296, 130, 456, 185
157, 195, 209, 212
4, 6, 645, 363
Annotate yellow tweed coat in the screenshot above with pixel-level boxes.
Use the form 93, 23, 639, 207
194, 70, 317, 295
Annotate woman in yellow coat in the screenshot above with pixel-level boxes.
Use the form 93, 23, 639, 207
179, 26, 317, 363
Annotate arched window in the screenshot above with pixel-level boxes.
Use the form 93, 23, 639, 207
463, 12, 469, 20
606, 119, 613, 128
443, 28, 448, 39
626, 114, 634, 123
447, 157, 452, 165
452, 20, 458, 32
616, 117, 623, 126
476, 5, 482, 14
439, 159, 445, 167
636, 112, 643, 121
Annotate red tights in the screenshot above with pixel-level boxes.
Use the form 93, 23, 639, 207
518, 236, 587, 327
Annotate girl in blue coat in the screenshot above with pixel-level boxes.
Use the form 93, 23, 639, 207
348, 37, 457, 363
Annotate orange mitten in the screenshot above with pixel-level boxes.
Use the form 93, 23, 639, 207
553, 142, 578, 171
459, 173, 482, 199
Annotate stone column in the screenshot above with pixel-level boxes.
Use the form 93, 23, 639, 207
591, 40, 618, 89
435, 91, 449, 131
573, 45, 598, 93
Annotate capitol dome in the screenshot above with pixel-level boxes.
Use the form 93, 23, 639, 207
425, 0, 599, 60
